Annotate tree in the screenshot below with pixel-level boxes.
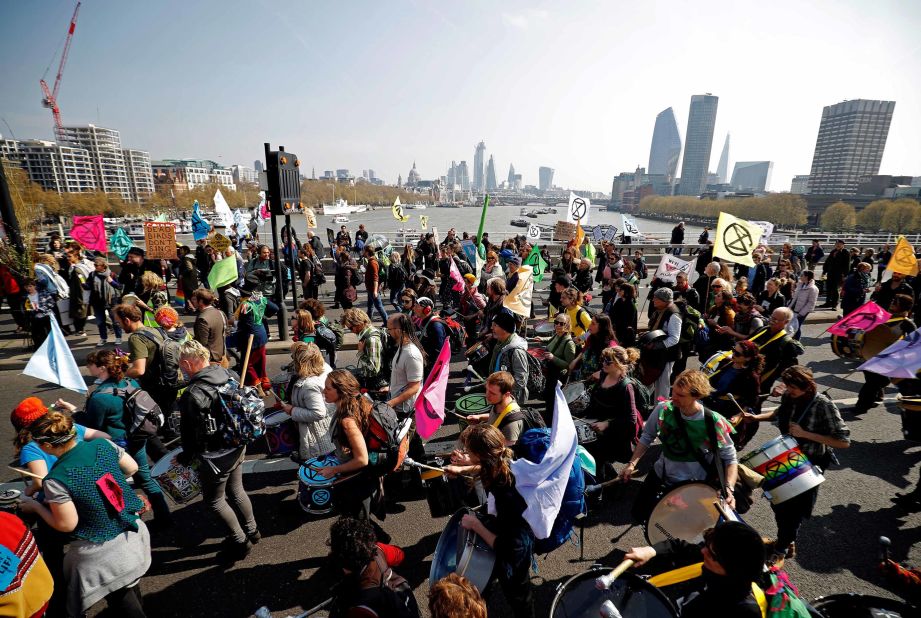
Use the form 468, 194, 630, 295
857, 200, 890, 232
881, 198, 921, 234
820, 201, 856, 232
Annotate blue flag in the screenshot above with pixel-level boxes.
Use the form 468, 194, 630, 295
858, 329, 921, 379
191, 200, 211, 241
23, 318, 87, 394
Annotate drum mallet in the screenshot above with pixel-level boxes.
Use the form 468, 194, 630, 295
584, 477, 625, 495
600, 600, 625, 618
594, 558, 635, 590
403, 457, 473, 480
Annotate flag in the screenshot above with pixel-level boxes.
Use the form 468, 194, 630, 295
828, 301, 891, 337
392, 196, 409, 222
621, 214, 640, 237
109, 227, 133, 261
415, 339, 451, 439
510, 382, 578, 539
713, 211, 763, 267
567, 192, 591, 226
154, 212, 169, 223
654, 254, 693, 284
255, 192, 269, 226
503, 264, 533, 318
573, 223, 585, 253
23, 319, 87, 394
420, 215, 428, 230
213, 189, 234, 229
448, 256, 464, 292
191, 201, 211, 240
858, 329, 921, 379
524, 244, 549, 282
69, 215, 107, 253
476, 194, 490, 257
208, 255, 239, 289
888, 236, 919, 277
304, 208, 317, 229
233, 208, 245, 231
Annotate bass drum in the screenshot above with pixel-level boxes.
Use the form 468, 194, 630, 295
430, 508, 496, 594
810, 593, 917, 617
645, 482, 724, 545
831, 319, 904, 361
550, 567, 677, 618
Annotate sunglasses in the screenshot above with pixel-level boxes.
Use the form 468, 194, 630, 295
732, 349, 744, 356
602, 358, 615, 365
554, 320, 567, 325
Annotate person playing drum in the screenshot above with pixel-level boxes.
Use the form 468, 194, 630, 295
624, 521, 766, 617
619, 370, 739, 524
749, 307, 804, 391
703, 340, 764, 449
742, 365, 850, 562
444, 424, 536, 618
463, 371, 524, 446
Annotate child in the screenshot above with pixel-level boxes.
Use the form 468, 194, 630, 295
22, 278, 55, 349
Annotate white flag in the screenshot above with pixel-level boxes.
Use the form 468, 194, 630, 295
503, 264, 533, 318
654, 253, 693, 284
621, 215, 640, 237
567, 192, 591, 226
213, 189, 234, 229
23, 319, 87, 394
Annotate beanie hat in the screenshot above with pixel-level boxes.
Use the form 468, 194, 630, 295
709, 522, 765, 583
11, 397, 48, 431
653, 287, 674, 302
493, 310, 517, 333
463, 273, 477, 283
155, 306, 180, 329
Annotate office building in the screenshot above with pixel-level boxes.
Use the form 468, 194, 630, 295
677, 94, 719, 196
486, 155, 497, 192
456, 161, 470, 191
152, 159, 236, 193
57, 125, 132, 200
473, 141, 486, 192
791, 175, 810, 194
1, 138, 96, 194
730, 161, 773, 192
648, 108, 682, 181
254, 160, 263, 173
123, 148, 154, 201
539, 166, 554, 191
232, 165, 258, 185
716, 134, 730, 184
807, 99, 895, 195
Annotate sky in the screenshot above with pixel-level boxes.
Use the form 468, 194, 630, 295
1, 0, 920, 193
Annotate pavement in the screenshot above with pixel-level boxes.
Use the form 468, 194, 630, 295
2, 284, 914, 617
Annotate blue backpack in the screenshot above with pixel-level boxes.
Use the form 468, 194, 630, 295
514, 428, 586, 555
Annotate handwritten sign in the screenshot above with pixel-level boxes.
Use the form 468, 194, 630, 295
144, 222, 177, 259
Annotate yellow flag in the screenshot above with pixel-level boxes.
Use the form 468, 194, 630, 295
305, 208, 317, 229
503, 265, 533, 318
889, 235, 919, 276
574, 223, 585, 251
420, 215, 428, 230
392, 196, 409, 222
712, 212, 764, 267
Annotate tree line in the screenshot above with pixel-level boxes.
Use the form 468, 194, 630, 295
820, 198, 921, 233
638, 194, 808, 227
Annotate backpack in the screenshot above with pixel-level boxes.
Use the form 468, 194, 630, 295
625, 376, 653, 420
350, 266, 362, 287
201, 378, 266, 448
368, 327, 397, 376
763, 566, 812, 618
497, 345, 545, 396
499, 406, 546, 432
315, 322, 338, 351
135, 328, 181, 391
513, 428, 586, 554
325, 319, 346, 348
350, 552, 420, 618
635, 259, 648, 280
432, 314, 466, 353
364, 401, 404, 476
454, 256, 472, 276
677, 302, 705, 349
99, 382, 164, 441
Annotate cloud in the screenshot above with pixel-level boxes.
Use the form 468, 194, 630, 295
502, 9, 549, 30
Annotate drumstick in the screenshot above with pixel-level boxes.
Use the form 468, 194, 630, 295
726, 393, 748, 417
594, 559, 635, 590
713, 500, 740, 523
584, 477, 624, 494
8, 466, 43, 480
403, 457, 474, 480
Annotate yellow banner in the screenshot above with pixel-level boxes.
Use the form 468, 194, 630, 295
392, 196, 409, 222
713, 212, 764, 267
888, 235, 919, 276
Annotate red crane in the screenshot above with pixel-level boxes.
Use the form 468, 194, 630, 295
40, 1, 81, 133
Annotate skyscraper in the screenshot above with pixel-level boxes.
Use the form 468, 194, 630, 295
648, 107, 681, 181
716, 134, 730, 184
730, 161, 773, 192
539, 166, 554, 191
457, 161, 470, 191
677, 94, 719, 196
807, 99, 896, 195
507, 163, 515, 187
486, 155, 497, 192
473, 141, 486, 192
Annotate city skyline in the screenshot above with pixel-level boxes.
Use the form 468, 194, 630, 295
1, 1, 920, 193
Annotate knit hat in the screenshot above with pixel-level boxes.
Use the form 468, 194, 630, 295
653, 288, 673, 302
463, 273, 477, 283
11, 397, 48, 431
708, 522, 765, 583
240, 278, 258, 296
155, 306, 180, 329
493, 310, 516, 333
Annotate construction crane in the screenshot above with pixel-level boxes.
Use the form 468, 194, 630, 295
40, 1, 81, 134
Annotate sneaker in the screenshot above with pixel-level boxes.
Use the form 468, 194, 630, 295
246, 530, 261, 545
75, 331, 87, 337
217, 539, 252, 565
96, 340, 108, 347
114, 338, 123, 345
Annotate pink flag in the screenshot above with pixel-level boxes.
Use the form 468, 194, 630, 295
828, 301, 891, 336
69, 215, 107, 252
414, 338, 451, 440
448, 257, 464, 292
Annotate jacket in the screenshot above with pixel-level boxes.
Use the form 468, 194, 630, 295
491, 333, 530, 402
789, 282, 818, 317
289, 366, 335, 460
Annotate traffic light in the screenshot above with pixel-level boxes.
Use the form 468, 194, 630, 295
266, 145, 301, 216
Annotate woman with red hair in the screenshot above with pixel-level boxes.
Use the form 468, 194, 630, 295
704, 339, 764, 449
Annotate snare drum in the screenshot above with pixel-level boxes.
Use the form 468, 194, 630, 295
297, 453, 340, 516
550, 567, 677, 618
430, 508, 496, 593
420, 456, 464, 518
740, 435, 825, 505
563, 381, 591, 416
645, 482, 722, 545
151, 447, 202, 505
263, 411, 297, 457
574, 418, 599, 444
465, 342, 490, 363
701, 350, 732, 377
453, 393, 491, 431
0, 489, 22, 514
831, 320, 904, 361
531, 319, 555, 336
269, 370, 294, 402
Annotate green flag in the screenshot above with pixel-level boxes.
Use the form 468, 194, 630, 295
524, 244, 549, 282
155, 212, 169, 222
475, 194, 490, 257
208, 256, 239, 290
109, 227, 133, 261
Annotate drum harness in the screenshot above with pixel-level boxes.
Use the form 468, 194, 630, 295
708, 328, 786, 381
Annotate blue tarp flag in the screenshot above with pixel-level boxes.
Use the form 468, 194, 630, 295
858, 328, 921, 379
23, 318, 87, 394
191, 201, 211, 241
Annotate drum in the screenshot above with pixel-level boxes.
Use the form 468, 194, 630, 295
645, 482, 721, 545
563, 382, 591, 416
531, 319, 555, 336
574, 418, 599, 444
831, 320, 904, 361
830, 331, 864, 360
263, 411, 297, 457
269, 370, 294, 402
810, 593, 917, 617
465, 342, 491, 363
0, 489, 21, 514
297, 453, 341, 516
453, 393, 491, 431
550, 567, 678, 618
897, 394, 921, 441
740, 435, 825, 505
701, 350, 731, 377
420, 456, 465, 518
151, 447, 201, 505
430, 508, 496, 593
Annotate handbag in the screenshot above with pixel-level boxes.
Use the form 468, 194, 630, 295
344, 286, 358, 302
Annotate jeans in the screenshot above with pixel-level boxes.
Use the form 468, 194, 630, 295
771, 485, 818, 548
199, 448, 257, 544
389, 285, 405, 311
128, 440, 172, 523
794, 313, 807, 340
367, 293, 389, 323
93, 303, 123, 341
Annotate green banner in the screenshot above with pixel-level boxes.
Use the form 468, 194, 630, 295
524, 244, 549, 282
208, 255, 239, 290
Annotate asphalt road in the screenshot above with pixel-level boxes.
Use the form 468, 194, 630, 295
2, 321, 920, 617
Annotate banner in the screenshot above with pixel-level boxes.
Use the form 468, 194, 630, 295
233, 208, 245, 231
255, 192, 269, 227
654, 254, 693, 284
210, 233, 231, 253
621, 214, 640, 237
827, 301, 891, 337
503, 265, 533, 318
213, 189, 234, 229
414, 339, 451, 439
69, 215, 107, 253
858, 329, 921, 379
109, 227, 133, 261
392, 196, 409, 222
888, 236, 919, 277
420, 215, 428, 230
523, 244, 549, 282
567, 192, 591, 226
143, 222, 177, 259
23, 319, 87, 393
191, 201, 211, 240
713, 211, 763, 267
154, 212, 169, 223
748, 220, 774, 240
592, 224, 618, 243
526, 224, 541, 240
207, 255, 239, 290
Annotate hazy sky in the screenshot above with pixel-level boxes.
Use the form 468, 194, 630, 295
2, 0, 920, 193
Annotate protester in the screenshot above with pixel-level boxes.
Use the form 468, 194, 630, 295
120, 247, 154, 298
463, 371, 525, 445
841, 263, 872, 316
669, 221, 685, 255
64, 245, 92, 337
458, 273, 487, 341
806, 240, 824, 271
646, 288, 684, 400
235, 280, 270, 392
384, 313, 425, 418
176, 246, 198, 312
871, 270, 914, 310
819, 240, 850, 309
22, 277, 55, 349
279, 342, 334, 461
414, 297, 448, 376
538, 313, 577, 422
334, 252, 359, 310
789, 270, 819, 340
673, 271, 700, 310
341, 308, 386, 390
757, 277, 787, 316
752, 307, 804, 389
416, 269, 438, 303
718, 292, 764, 342
585, 346, 643, 480
559, 287, 593, 343
298, 244, 323, 301
134, 271, 169, 327
190, 288, 227, 365
704, 289, 736, 355
335, 225, 352, 251
607, 279, 638, 346
115, 303, 180, 417
387, 251, 407, 310
428, 573, 487, 618
569, 314, 617, 380
487, 311, 529, 403
363, 245, 389, 324
300, 298, 339, 369
154, 306, 190, 343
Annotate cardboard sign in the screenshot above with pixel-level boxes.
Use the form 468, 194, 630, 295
210, 233, 231, 252
144, 222, 177, 259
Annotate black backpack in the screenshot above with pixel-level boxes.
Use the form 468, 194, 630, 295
364, 401, 404, 476
350, 266, 362, 287
134, 328, 181, 391
350, 552, 420, 618
500, 406, 546, 432
98, 382, 164, 441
